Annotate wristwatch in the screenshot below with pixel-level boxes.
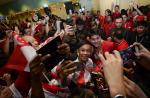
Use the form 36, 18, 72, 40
113, 94, 126, 98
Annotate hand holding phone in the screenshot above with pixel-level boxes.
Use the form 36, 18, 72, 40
73, 62, 84, 71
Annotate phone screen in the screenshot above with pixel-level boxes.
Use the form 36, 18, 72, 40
120, 46, 136, 64
73, 62, 84, 71
37, 36, 62, 56
37, 36, 64, 71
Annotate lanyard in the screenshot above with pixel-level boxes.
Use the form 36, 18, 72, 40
136, 35, 144, 43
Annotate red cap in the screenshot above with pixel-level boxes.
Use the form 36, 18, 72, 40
136, 15, 145, 21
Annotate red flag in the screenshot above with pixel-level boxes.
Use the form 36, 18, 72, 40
42, 83, 65, 94
77, 70, 91, 86
5, 32, 37, 72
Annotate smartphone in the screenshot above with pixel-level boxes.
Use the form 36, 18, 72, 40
91, 72, 108, 97
68, 80, 79, 94
66, 18, 73, 26
37, 36, 62, 56
73, 62, 84, 71
65, 18, 75, 33
119, 46, 137, 64
37, 36, 64, 71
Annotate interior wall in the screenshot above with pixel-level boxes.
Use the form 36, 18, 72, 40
0, 0, 149, 16
79, 0, 92, 11
92, 0, 100, 11
0, 0, 69, 15
99, 0, 150, 15
120, 0, 150, 10
99, 0, 114, 15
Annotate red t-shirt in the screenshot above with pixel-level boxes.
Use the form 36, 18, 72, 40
85, 16, 92, 29
123, 21, 133, 32
72, 16, 79, 23
147, 11, 150, 21
34, 33, 40, 44
112, 12, 121, 20
102, 40, 114, 53
136, 15, 145, 21
92, 40, 114, 72
114, 39, 128, 51
34, 24, 42, 44
103, 22, 116, 38
99, 15, 105, 27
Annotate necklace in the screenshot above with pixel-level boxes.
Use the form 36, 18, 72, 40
136, 35, 144, 43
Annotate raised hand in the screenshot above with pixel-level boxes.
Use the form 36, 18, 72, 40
133, 42, 150, 70
56, 60, 77, 79
124, 77, 148, 98
29, 54, 50, 76
99, 50, 125, 97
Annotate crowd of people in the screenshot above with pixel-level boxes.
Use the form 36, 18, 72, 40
0, 1, 150, 98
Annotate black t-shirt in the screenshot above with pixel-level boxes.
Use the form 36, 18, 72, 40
133, 64, 150, 98
131, 32, 150, 50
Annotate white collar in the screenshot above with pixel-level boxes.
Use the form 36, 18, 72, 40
74, 58, 93, 68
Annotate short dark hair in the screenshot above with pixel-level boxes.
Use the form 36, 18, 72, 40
113, 30, 124, 40
115, 5, 120, 8
97, 10, 100, 13
88, 29, 101, 38
135, 20, 148, 27
121, 9, 127, 15
121, 13, 128, 17
115, 16, 123, 20
75, 11, 78, 14
76, 18, 84, 25
76, 39, 94, 49
106, 9, 112, 15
